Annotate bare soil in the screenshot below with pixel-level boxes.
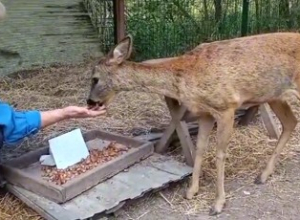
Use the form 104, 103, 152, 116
109, 158, 300, 220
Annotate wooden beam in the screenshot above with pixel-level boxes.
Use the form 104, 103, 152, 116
113, 0, 126, 44
155, 98, 195, 166
154, 122, 177, 153
155, 98, 187, 153
6, 184, 77, 220
155, 97, 280, 167
239, 106, 259, 126
259, 104, 280, 139
175, 121, 195, 166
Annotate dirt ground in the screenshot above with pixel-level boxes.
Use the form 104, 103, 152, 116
109, 158, 300, 220
109, 129, 300, 220
1, 62, 300, 220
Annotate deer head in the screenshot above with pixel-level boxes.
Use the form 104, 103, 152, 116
86, 35, 133, 108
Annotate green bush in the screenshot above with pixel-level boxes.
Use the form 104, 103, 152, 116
84, 0, 300, 61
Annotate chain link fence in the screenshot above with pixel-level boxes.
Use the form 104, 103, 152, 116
83, 0, 300, 62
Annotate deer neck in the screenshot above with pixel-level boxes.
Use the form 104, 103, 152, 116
112, 61, 180, 99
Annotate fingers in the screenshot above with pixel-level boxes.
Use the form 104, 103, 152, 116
87, 109, 106, 117
65, 106, 107, 118
85, 105, 106, 111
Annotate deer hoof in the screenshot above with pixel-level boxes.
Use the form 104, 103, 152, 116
254, 174, 267, 185
209, 198, 226, 216
209, 206, 222, 216
185, 187, 198, 200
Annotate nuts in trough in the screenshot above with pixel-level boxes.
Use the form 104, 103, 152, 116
41, 142, 129, 185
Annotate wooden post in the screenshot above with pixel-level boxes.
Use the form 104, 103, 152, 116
113, 0, 126, 43
239, 106, 259, 126
241, 0, 250, 37
155, 98, 280, 167
259, 104, 280, 139
155, 97, 195, 167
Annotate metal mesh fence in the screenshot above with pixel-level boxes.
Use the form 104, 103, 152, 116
247, 0, 300, 35
83, 0, 300, 62
83, 0, 115, 52
125, 0, 244, 61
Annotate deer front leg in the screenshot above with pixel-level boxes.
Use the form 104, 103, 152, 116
186, 114, 215, 199
209, 109, 235, 216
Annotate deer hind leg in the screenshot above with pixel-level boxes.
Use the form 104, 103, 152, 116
255, 100, 297, 184
209, 108, 235, 216
186, 114, 215, 200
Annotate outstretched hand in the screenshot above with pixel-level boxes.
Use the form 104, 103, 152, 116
62, 106, 106, 119
40, 105, 106, 129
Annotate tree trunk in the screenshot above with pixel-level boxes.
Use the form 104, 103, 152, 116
279, 0, 291, 28
203, 0, 209, 20
255, 0, 260, 33
214, 0, 222, 34
214, 0, 222, 22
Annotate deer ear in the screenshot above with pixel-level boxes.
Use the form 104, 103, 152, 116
106, 35, 133, 65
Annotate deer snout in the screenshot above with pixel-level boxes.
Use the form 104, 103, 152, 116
86, 99, 97, 106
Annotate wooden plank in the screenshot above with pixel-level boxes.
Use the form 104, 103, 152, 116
184, 108, 247, 123
2, 160, 64, 203
7, 184, 78, 220
154, 122, 177, 153
154, 97, 188, 153
175, 121, 195, 166
64, 141, 154, 203
259, 104, 280, 139
62, 154, 192, 219
74, 153, 191, 217
8, 154, 192, 220
113, 0, 125, 43
239, 106, 259, 126
163, 98, 194, 166
157, 98, 248, 153
136, 123, 200, 143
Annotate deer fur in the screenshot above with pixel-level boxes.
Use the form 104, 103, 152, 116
87, 32, 300, 215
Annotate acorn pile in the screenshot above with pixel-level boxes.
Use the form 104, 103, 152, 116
41, 142, 129, 185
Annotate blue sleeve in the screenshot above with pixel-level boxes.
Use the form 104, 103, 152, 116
0, 102, 42, 146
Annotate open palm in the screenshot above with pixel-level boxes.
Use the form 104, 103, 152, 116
63, 106, 106, 118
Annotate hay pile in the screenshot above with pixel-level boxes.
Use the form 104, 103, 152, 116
0, 60, 170, 160
0, 60, 300, 218
0, 190, 42, 220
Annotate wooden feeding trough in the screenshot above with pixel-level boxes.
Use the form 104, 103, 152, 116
0, 130, 154, 203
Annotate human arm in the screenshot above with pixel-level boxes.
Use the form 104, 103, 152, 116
0, 102, 41, 145
40, 106, 106, 128
0, 102, 106, 146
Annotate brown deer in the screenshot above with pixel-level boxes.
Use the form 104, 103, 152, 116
86, 33, 300, 215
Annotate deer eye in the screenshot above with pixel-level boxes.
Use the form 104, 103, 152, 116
92, 78, 99, 85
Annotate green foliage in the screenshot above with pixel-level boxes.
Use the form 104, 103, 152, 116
84, 0, 300, 61
125, 0, 243, 61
